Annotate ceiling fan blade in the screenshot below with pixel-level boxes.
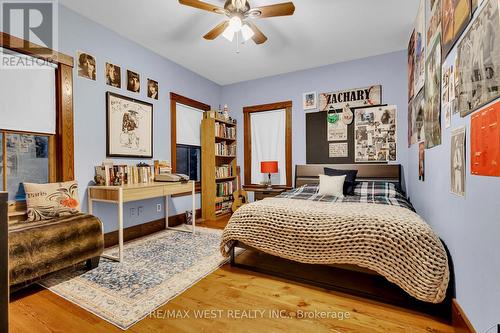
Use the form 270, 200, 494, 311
179, 0, 226, 14
246, 21, 268, 44
248, 2, 295, 18
203, 21, 229, 40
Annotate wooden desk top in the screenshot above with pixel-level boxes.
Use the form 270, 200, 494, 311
88, 181, 194, 190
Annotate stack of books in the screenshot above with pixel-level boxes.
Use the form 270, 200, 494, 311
215, 199, 232, 215
215, 164, 233, 178
215, 142, 236, 156
215, 122, 236, 139
216, 180, 234, 197
154, 160, 172, 176
94, 162, 154, 186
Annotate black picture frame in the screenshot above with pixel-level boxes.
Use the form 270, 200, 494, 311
106, 92, 153, 158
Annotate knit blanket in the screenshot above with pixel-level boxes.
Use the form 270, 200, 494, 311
220, 198, 449, 303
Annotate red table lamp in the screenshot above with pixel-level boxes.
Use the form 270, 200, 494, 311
261, 161, 278, 189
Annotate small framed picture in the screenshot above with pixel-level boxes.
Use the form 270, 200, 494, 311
303, 91, 317, 110
77, 51, 96, 81
127, 69, 141, 93
147, 79, 158, 100
105, 62, 121, 88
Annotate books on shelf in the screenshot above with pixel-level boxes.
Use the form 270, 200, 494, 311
215, 198, 232, 215
215, 164, 233, 178
94, 162, 154, 186
216, 180, 234, 197
215, 122, 236, 139
215, 142, 236, 156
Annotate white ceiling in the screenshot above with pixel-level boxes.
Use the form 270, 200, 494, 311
59, 0, 419, 85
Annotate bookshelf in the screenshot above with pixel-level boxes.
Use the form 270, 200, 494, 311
201, 113, 237, 220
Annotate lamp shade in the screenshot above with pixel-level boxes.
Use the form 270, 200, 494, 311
261, 161, 278, 174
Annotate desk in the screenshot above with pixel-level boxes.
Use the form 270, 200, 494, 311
88, 181, 195, 262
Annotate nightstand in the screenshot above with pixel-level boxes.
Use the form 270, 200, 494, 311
243, 187, 289, 201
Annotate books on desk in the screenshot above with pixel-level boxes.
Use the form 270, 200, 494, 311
94, 163, 154, 186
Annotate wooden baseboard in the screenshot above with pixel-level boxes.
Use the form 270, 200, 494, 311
452, 299, 477, 333
104, 209, 201, 248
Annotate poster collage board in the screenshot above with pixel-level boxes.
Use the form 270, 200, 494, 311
407, 0, 500, 194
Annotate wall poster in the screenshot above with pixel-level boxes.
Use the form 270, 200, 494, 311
425, 32, 442, 149
327, 110, 348, 141
419, 141, 425, 181
329, 142, 348, 158
414, 0, 426, 94
354, 105, 397, 162
319, 85, 382, 111
451, 126, 466, 196
456, 0, 500, 117
471, 100, 500, 176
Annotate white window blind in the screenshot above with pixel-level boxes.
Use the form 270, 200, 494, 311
250, 109, 286, 185
0, 50, 56, 134
176, 103, 204, 146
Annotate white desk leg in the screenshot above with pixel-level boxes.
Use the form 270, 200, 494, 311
87, 190, 93, 215
165, 195, 169, 229
118, 188, 124, 263
192, 181, 196, 234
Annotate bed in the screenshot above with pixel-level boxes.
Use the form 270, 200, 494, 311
220, 164, 455, 319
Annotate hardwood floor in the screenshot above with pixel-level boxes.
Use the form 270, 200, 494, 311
9, 217, 454, 333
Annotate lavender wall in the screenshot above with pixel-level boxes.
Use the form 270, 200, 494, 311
222, 51, 409, 190
58, 5, 221, 233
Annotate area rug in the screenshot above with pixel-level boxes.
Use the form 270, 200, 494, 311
40, 227, 234, 330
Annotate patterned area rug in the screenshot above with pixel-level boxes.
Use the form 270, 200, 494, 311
40, 227, 232, 330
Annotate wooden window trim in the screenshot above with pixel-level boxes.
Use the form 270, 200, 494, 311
0, 33, 74, 209
243, 101, 292, 187
169, 92, 210, 195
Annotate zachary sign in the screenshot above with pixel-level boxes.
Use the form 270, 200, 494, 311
319, 85, 382, 111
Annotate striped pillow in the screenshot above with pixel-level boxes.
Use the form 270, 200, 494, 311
353, 181, 402, 198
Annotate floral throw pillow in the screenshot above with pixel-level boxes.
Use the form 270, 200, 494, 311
24, 181, 81, 222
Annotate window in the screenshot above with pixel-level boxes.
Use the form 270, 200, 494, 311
244, 101, 292, 187
0, 50, 59, 201
170, 93, 210, 187
1, 132, 52, 201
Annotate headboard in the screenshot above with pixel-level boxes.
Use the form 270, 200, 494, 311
295, 164, 402, 189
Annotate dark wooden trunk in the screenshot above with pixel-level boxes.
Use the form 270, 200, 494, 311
0, 192, 8, 333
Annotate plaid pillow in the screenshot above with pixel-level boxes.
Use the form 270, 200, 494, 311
353, 181, 402, 198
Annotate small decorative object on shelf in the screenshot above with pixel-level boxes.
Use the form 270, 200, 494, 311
223, 104, 229, 120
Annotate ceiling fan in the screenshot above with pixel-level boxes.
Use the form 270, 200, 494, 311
178, 0, 295, 45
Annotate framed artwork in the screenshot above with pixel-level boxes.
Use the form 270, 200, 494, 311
127, 70, 141, 93
442, 0, 472, 57
77, 51, 96, 81
414, 0, 426, 94
354, 105, 397, 162
303, 92, 317, 110
456, 0, 500, 117
425, 32, 442, 149
319, 85, 382, 111
147, 79, 159, 100
105, 62, 121, 88
408, 98, 414, 147
106, 92, 153, 158
471, 100, 500, 176
408, 30, 416, 101
419, 141, 425, 181
450, 126, 466, 196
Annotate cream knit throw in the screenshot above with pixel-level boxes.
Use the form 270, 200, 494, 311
221, 198, 449, 303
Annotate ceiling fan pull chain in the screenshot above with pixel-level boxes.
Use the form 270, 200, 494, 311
236, 31, 240, 54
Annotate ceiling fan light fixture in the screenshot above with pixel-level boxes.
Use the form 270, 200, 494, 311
241, 24, 254, 41
228, 16, 242, 32
222, 25, 235, 41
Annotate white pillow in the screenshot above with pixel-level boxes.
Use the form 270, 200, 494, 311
318, 174, 346, 197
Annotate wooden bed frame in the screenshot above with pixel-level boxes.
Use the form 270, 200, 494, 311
230, 164, 455, 320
